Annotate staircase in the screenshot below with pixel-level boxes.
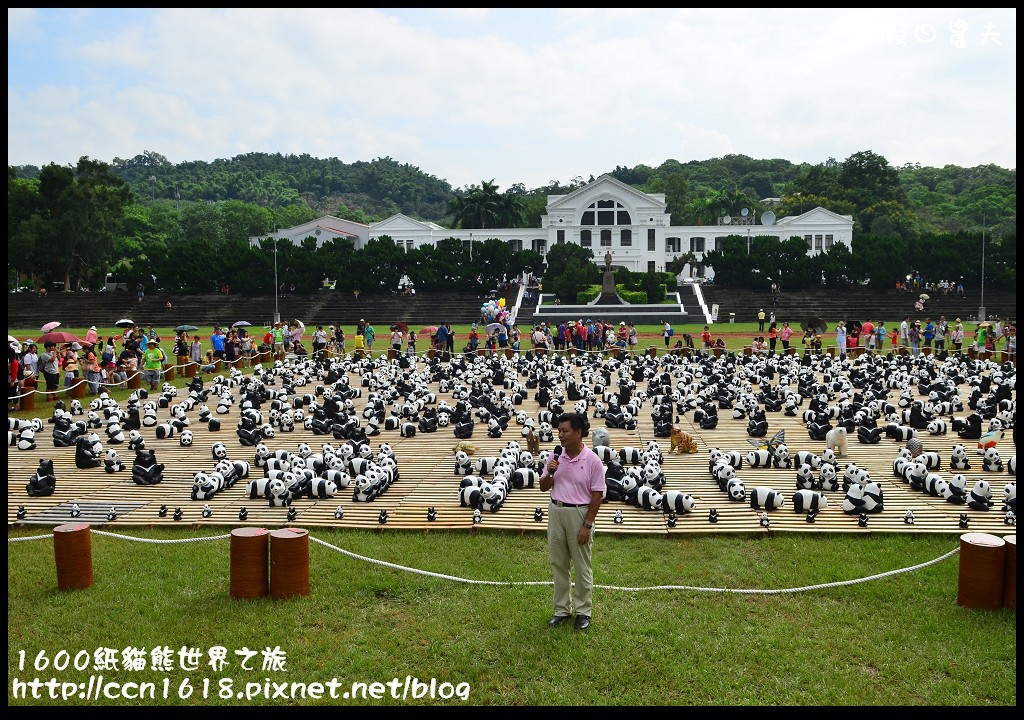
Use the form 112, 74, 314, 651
699, 285, 1017, 326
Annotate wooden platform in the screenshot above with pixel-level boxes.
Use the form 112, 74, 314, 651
8, 352, 1017, 537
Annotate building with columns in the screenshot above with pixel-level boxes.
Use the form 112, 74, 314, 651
252, 174, 853, 281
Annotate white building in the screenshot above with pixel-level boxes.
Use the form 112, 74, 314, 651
253, 175, 853, 281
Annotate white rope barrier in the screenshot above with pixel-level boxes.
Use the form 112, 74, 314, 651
7, 529, 962, 595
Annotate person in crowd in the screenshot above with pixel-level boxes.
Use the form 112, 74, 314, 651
908, 321, 921, 356
872, 322, 885, 354
510, 324, 521, 352
143, 338, 164, 391
627, 322, 639, 356
407, 329, 417, 356
751, 336, 767, 355
444, 323, 455, 355
933, 319, 945, 352
468, 324, 480, 352
271, 322, 286, 356
62, 342, 81, 389
767, 322, 778, 355
900, 317, 910, 350
85, 325, 99, 347
700, 325, 712, 355
83, 342, 102, 395
539, 412, 604, 632
22, 342, 39, 377
923, 319, 934, 348
662, 320, 673, 348
364, 323, 376, 352
779, 322, 793, 352
210, 326, 226, 362
8, 344, 21, 411
390, 325, 404, 354
224, 331, 238, 366
313, 325, 328, 359
190, 336, 203, 368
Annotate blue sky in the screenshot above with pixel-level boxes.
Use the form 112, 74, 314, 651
7, 8, 1016, 191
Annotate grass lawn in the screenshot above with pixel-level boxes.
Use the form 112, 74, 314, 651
6, 528, 1016, 706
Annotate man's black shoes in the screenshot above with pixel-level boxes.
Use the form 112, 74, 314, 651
574, 615, 591, 631
547, 615, 571, 627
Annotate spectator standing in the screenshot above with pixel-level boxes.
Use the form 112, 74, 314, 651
700, 325, 712, 355
22, 343, 39, 377
271, 322, 286, 356
768, 322, 778, 355
210, 327, 226, 361
627, 322, 639, 356
757, 308, 766, 332
468, 324, 480, 352
9, 344, 22, 411
900, 317, 910, 349
511, 324, 521, 352
933, 321, 945, 352
407, 329, 417, 356
435, 324, 449, 356
143, 339, 164, 390
923, 319, 935, 348
780, 322, 793, 352
364, 323, 376, 352
313, 325, 328, 359
336, 326, 346, 355
39, 342, 60, 398
83, 342, 102, 395
908, 321, 921, 356
445, 323, 455, 355
190, 337, 203, 368
85, 325, 99, 347
224, 331, 237, 366
950, 319, 964, 353
390, 326, 404, 354
836, 322, 847, 358
662, 320, 673, 348
62, 343, 80, 389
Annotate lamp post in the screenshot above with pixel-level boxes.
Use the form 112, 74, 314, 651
469, 232, 473, 262
979, 212, 988, 322
272, 228, 280, 325
746, 228, 751, 255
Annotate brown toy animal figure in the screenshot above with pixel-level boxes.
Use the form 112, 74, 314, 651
526, 428, 541, 455
670, 427, 698, 454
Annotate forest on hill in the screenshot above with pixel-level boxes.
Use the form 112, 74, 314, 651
8, 150, 1016, 296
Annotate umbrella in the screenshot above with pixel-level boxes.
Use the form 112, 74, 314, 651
393, 322, 409, 334
175, 324, 199, 333
419, 326, 439, 336
845, 320, 862, 333
801, 317, 827, 334
115, 318, 135, 328
41, 321, 61, 333
485, 322, 503, 335
232, 320, 251, 328
38, 331, 80, 345
919, 293, 930, 301
9, 338, 22, 353
977, 321, 993, 328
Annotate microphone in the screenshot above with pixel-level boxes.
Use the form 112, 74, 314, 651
554, 446, 562, 460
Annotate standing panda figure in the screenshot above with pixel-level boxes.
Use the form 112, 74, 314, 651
792, 489, 828, 513
662, 490, 697, 514
749, 486, 785, 510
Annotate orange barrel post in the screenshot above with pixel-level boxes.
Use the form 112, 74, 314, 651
53, 522, 93, 591
184, 358, 197, 377
20, 383, 36, 412
387, 348, 397, 362
1003, 535, 1016, 609
127, 370, 141, 389
647, 347, 658, 358
230, 527, 270, 599
269, 528, 310, 599
69, 379, 86, 399
504, 348, 514, 359
427, 348, 436, 360
957, 532, 1006, 609
163, 363, 175, 381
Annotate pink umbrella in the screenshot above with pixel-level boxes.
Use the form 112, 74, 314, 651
41, 321, 61, 333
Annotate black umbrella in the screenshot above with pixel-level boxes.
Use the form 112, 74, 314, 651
845, 320, 862, 334
801, 317, 827, 334
175, 324, 199, 333
115, 318, 135, 328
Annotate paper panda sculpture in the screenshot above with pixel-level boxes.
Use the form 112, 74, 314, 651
795, 463, 818, 490
967, 480, 993, 511
74, 435, 102, 469
749, 486, 785, 510
1003, 482, 1016, 512
104, 449, 125, 473
16, 428, 36, 451
663, 490, 697, 514
26, 459, 57, 497
179, 429, 194, 447
818, 464, 840, 493
131, 449, 165, 486
792, 489, 828, 513
983, 448, 1004, 473
949, 444, 971, 471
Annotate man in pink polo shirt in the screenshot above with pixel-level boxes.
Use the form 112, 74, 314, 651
539, 412, 605, 631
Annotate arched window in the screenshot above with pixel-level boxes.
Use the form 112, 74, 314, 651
580, 199, 632, 226
581, 229, 592, 247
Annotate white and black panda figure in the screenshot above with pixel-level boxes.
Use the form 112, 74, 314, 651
983, 448, 1004, 473
967, 479, 993, 511
179, 429, 194, 447
792, 489, 828, 513
662, 490, 697, 514
636, 486, 663, 511
749, 486, 785, 510
191, 472, 224, 501
860, 481, 884, 513
267, 478, 292, 507
746, 449, 772, 469
918, 452, 942, 471
772, 444, 792, 469
950, 444, 972, 471
818, 464, 840, 493
104, 449, 125, 473
795, 463, 818, 490
127, 429, 146, 452
939, 476, 968, 505
306, 477, 339, 499
1008, 456, 1016, 477
1002, 482, 1016, 512
245, 476, 271, 499
726, 478, 746, 502
16, 428, 36, 451
511, 468, 538, 490
927, 419, 948, 436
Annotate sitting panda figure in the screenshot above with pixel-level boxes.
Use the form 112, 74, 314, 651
16, 428, 36, 451
842, 482, 866, 514
983, 448, 1004, 473
772, 444, 792, 469
191, 472, 224, 501
795, 463, 818, 490
860, 481, 884, 513
1008, 456, 1016, 477
453, 450, 473, 475
480, 482, 507, 513
26, 459, 57, 497
941, 474, 969, 505
104, 449, 125, 473
267, 478, 293, 507
949, 444, 971, 471
1003, 482, 1016, 512
819, 464, 840, 493
967, 479, 993, 511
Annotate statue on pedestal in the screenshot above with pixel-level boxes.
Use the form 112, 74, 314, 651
604, 251, 613, 271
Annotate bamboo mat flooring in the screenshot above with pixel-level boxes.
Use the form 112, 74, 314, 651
7, 351, 1017, 537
